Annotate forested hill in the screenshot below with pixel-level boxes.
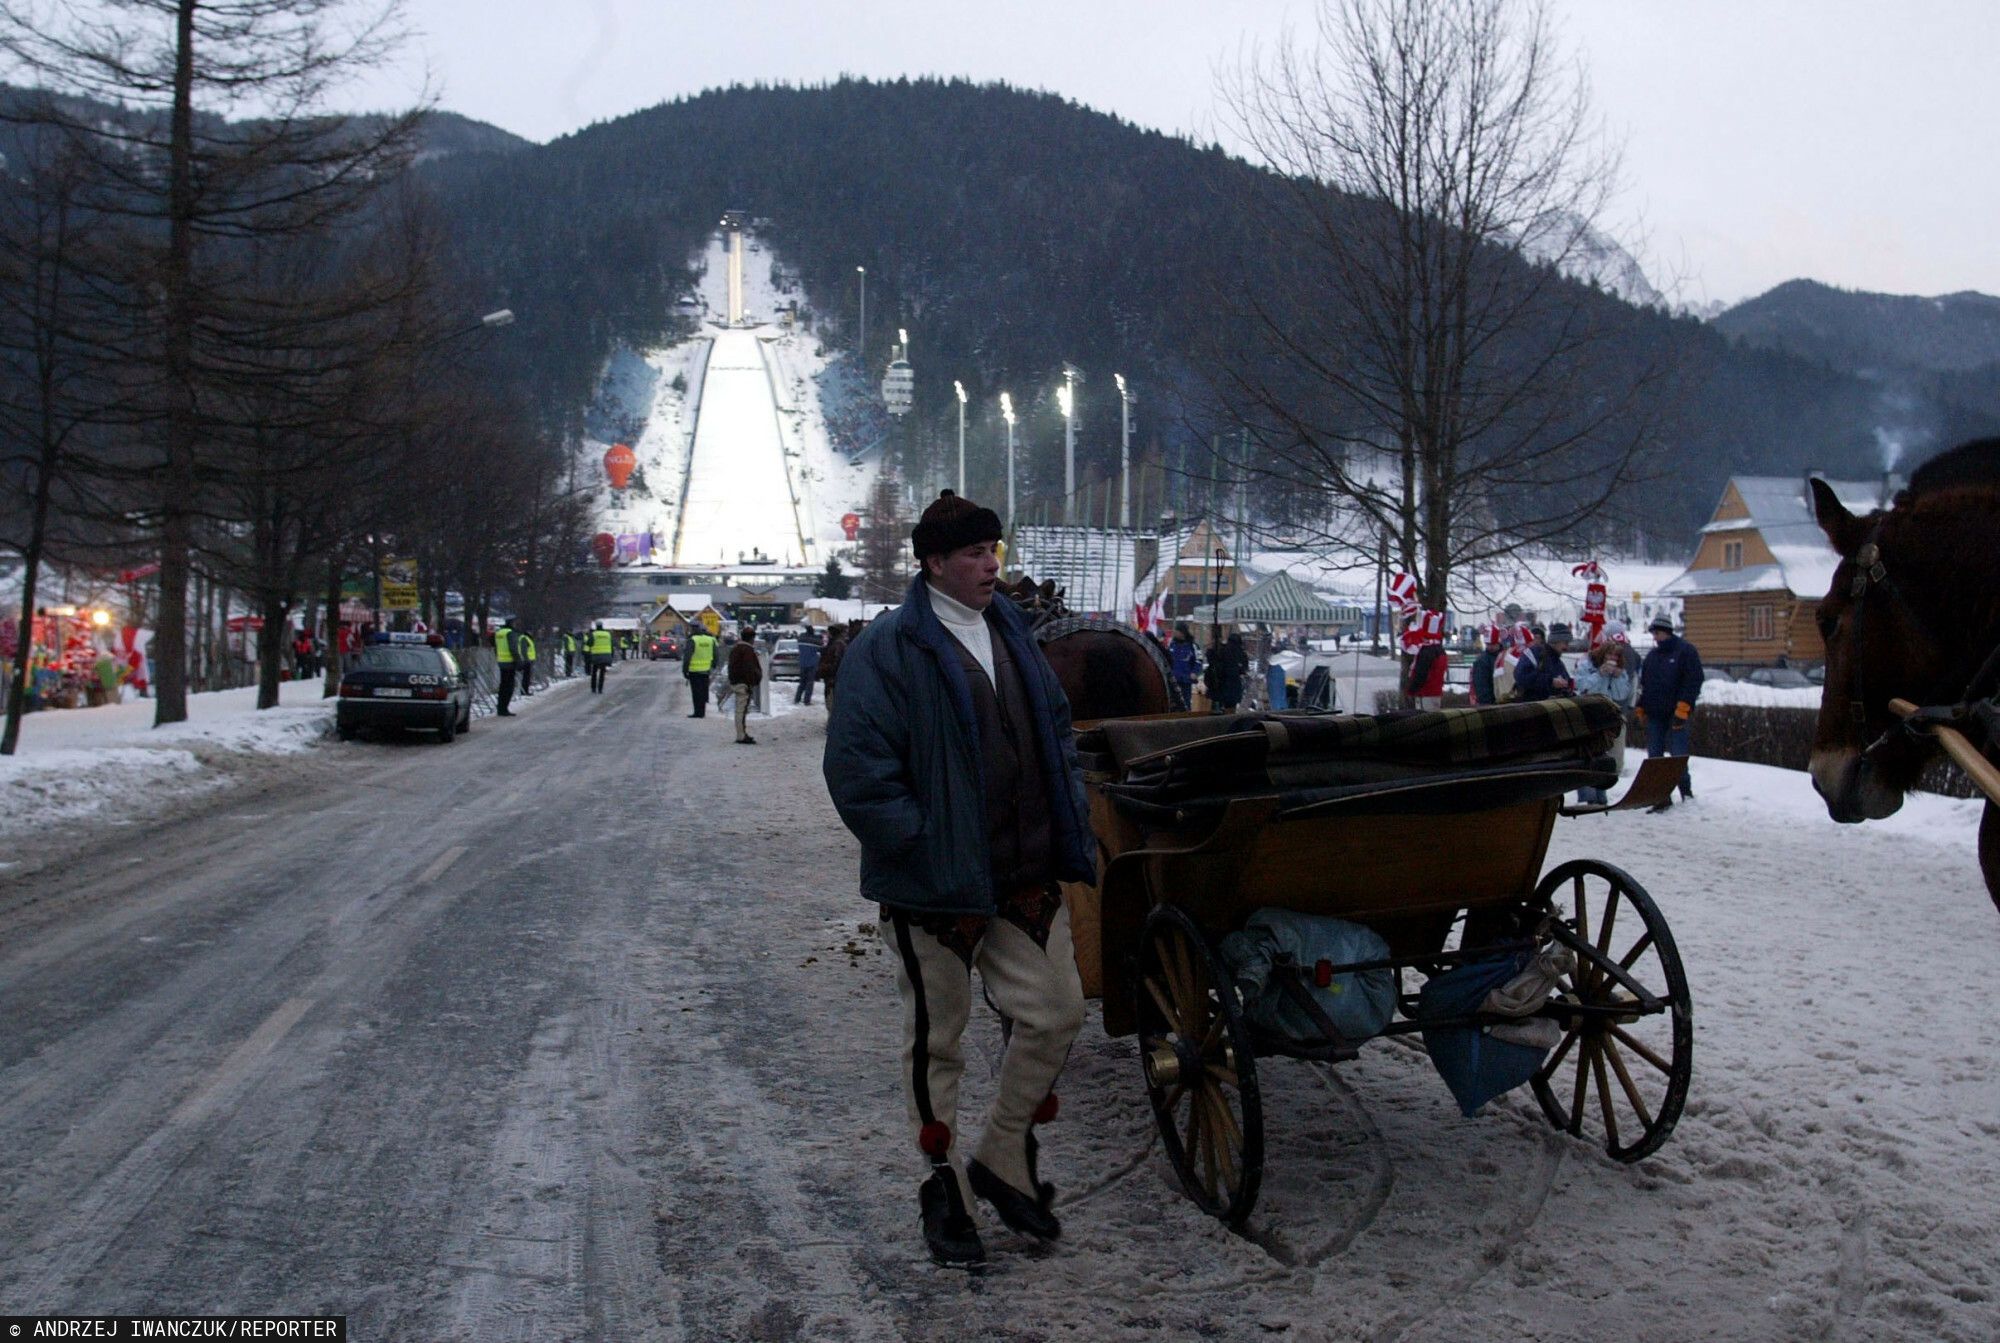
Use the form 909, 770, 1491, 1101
420, 78, 1996, 540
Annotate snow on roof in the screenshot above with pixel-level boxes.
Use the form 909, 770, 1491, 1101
664, 592, 717, 614
1660, 563, 1789, 597
1670, 475, 1888, 600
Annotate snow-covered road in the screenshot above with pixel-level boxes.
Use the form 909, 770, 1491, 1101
1, 665, 1993, 1340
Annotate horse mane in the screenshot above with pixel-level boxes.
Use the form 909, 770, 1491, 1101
1905, 436, 2000, 500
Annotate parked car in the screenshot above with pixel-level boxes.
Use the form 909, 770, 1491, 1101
1804, 664, 1826, 685
336, 633, 471, 743
1744, 666, 1812, 689
769, 638, 800, 681
1702, 666, 1736, 684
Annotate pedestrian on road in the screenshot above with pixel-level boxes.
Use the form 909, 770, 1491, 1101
823, 489, 1093, 1270
519, 632, 536, 696
1167, 623, 1202, 709
683, 626, 717, 716
793, 625, 823, 704
726, 627, 762, 744
818, 625, 848, 712
562, 631, 577, 678
587, 622, 614, 694
494, 618, 524, 716
1637, 613, 1702, 812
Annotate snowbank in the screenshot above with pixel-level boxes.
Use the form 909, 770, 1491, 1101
1700, 679, 1824, 709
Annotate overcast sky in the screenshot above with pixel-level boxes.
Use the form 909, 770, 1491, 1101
347, 0, 2000, 307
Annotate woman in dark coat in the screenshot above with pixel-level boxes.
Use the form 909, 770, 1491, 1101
1205, 632, 1250, 712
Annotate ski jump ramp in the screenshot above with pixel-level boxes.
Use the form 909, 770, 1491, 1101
671, 326, 815, 567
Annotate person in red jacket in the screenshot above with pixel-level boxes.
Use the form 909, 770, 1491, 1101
1406, 629, 1449, 709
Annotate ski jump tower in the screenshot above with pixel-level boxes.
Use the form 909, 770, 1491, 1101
720, 209, 748, 326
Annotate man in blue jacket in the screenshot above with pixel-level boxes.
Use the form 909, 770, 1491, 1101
1512, 623, 1576, 701
823, 490, 1093, 1269
1637, 612, 1702, 811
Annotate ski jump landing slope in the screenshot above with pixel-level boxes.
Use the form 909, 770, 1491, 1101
673, 327, 812, 567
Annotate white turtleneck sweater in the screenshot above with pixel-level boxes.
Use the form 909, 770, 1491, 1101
926, 582, 995, 683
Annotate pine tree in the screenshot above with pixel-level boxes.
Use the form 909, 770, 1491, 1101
812, 555, 852, 600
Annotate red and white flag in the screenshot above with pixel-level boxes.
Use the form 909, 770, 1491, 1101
1148, 593, 1167, 632
1133, 599, 1151, 632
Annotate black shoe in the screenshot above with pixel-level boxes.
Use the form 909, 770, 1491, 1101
1647, 800, 1672, 814
966, 1158, 1060, 1241
497, 710, 514, 717
919, 1172, 985, 1269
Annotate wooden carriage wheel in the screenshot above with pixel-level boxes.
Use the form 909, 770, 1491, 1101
1131, 903, 1264, 1223
1529, 859, 1693, 1162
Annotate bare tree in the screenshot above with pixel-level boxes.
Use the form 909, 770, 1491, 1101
1217, 0, 1675, 610
0, 0, 423, 725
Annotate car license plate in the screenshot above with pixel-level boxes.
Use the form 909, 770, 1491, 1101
375, 687, 413, 698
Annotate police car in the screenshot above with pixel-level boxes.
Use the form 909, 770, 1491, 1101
336, 632, 473, 743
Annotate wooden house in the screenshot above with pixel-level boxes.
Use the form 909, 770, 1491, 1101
1661, 474, 1894, 666
1133, 520, 1242, 621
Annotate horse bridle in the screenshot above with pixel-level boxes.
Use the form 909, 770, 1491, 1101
1847, 516, 2000, 760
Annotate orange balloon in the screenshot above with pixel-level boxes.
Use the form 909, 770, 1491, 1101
603, 443, 636, 490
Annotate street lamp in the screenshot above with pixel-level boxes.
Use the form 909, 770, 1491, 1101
1000, 392, 1017, 522
953, 380, 967, 495
1056, 367, 1077, 520
855, 266, 866, 366
1115, 373, 1134, 529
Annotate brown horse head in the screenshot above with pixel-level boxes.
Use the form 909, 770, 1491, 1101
1808, 440, 2000, 823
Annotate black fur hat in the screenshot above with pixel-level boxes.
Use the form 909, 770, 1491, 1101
910, 489, 1003, 561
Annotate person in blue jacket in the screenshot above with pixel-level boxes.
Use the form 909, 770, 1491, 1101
1166, 622, 1202, 708
1512, 623, 1576, 701
1636, 612, 1702, 811
822, 490, 1093, 1270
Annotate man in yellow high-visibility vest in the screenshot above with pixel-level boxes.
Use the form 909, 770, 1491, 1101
683, 627, 717, 717
587, 622, 614, 693
494, 618, 523, 716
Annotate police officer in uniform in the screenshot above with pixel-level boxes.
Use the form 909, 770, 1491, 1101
519, 631, 537, 696
684, 625, 718, 716
587, 622, 614, 693
494, 617, 524, 715
562, 631, 577, 678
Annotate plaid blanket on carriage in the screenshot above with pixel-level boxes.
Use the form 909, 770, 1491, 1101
1097, 698, 1623, 806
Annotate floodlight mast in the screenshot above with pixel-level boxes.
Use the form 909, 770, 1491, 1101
953, 379, 967, 495
1000, 392, 1016, 523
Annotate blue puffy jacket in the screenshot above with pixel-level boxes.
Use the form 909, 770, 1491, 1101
1512, 643, 1572, 701
1168, 636, 1202, 684
1638, 634, 1704, 718
822, 574, 1094, 916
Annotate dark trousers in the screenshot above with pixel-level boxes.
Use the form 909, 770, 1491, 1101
1644, 715, 1694, 798
687, 670, 710, 715
498, 662, 517, 713
564, 653, 575, 677
794, 667, 817, 704
590, 656, 608, 693
520, 663, 533, 695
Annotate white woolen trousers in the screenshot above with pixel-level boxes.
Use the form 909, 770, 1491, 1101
884, 901, 1086, 1204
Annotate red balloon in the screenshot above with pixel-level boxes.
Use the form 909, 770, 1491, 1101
591, 532, 617, 569
841, 512, 861, 541
603, 443, 636, 491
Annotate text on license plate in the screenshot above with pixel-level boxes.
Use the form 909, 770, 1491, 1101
375, 687, 413, 698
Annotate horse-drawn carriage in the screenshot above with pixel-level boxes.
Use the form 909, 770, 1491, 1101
1031, 600, 1693, 1225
